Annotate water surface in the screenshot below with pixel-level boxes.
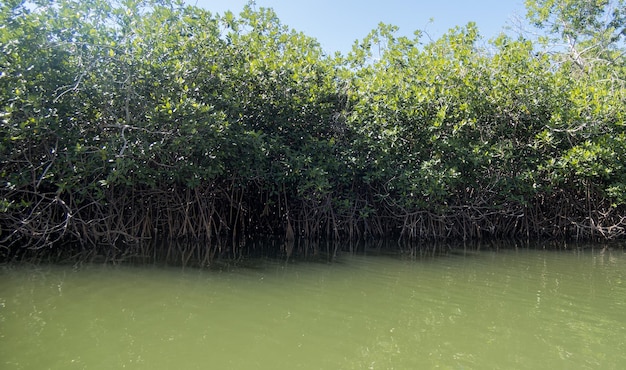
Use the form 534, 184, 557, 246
1, 245, 625, 369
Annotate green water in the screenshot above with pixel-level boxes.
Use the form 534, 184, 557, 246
1, 246, 625, 369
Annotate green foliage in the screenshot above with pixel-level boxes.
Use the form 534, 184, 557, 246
1, 0, 625, 250
525, 0, 626, 76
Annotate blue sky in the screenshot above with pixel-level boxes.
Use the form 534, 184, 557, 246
185, 1, 530, 55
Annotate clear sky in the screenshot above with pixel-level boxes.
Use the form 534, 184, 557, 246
185, 0, 530, 55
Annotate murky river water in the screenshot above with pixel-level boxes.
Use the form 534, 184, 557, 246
1, 244, 625, 369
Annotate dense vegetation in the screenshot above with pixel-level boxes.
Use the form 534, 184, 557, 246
1, 0, 626, 259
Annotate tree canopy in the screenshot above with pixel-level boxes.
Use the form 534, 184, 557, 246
1, 0, 625, 259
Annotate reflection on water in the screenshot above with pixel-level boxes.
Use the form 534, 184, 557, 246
1, 244, 625, 369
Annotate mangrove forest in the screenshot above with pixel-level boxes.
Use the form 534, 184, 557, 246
2, 0, 626, 261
